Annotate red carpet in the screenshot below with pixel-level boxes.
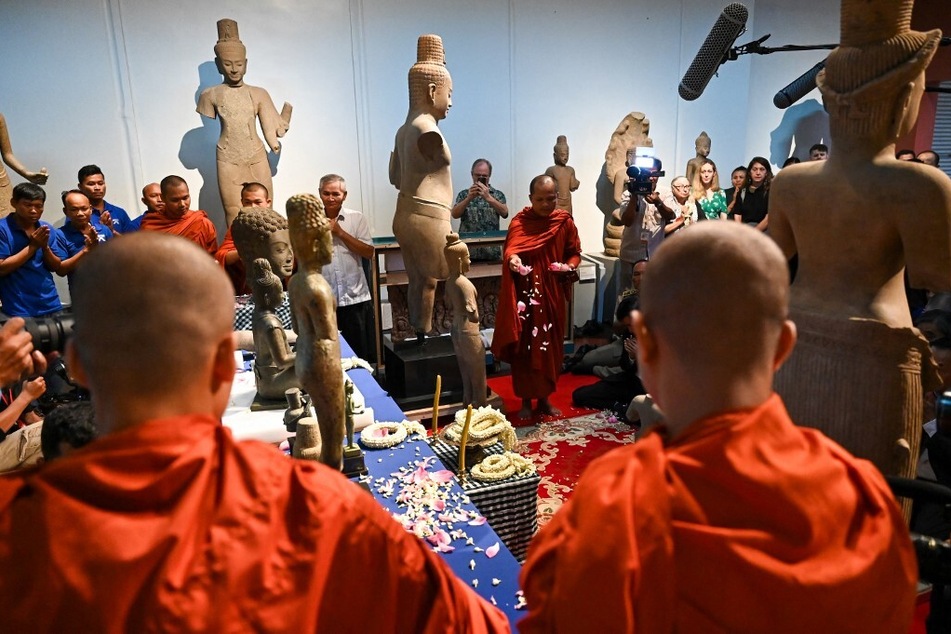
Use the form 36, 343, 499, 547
487, 372, 599, 427
516, 411, 637, 528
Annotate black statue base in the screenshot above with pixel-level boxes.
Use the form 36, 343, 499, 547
342, 444, 368, 478
250, 392, 290, 411
383, 334, 468, 409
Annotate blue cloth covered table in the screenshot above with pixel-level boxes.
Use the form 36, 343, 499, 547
341, 338, 524, 626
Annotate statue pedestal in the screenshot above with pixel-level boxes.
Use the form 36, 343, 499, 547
383, 334, 467, 409
342, 444, 368, 479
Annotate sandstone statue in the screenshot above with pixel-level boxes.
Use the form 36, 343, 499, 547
444, 233, 487, 407
544, 135, 580, 215
0, 113, 47, 217
685, 131, 711, 185
389, 34, 454, 340
197, 18, 292, 227
770, 0, 949, 483
286, 193, 345, 469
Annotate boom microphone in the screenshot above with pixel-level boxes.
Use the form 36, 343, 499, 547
773, 59, 826, 108
679, 3, 749, 101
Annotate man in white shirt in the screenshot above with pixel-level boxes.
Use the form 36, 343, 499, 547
318, 174, 375, 360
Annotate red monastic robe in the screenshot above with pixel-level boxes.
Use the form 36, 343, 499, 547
214, 228, 250, 295
491, 208, 581, 399
0, 415, 508, 633
519, 394, 918, 633
141, 210, 218, 256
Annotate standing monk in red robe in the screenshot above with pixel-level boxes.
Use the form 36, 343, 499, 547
520, 223, 918, 633
0, 233, 508, 633
140, 175, 218, 255
492, 175, 581, 419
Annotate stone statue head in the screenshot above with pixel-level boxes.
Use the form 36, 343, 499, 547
554, 135, 569, 166
231, 206, 294, 283
286, 194, 332, 268
214, 18, 248, 86
251, 258, 283, 310
818, 0, 940, 140
444, 233, 470, 275
408, 34, 452, 120
695, 131, 711, 157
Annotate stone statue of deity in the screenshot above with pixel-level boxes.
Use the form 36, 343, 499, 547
197, 19, 292, 227
231, 206, 297, 399
286, 193, 345, 469
544, 135, 581, 215
0, 113, 48, 217
602, 113, 653, 256
444, 233, 487, 407
389, 34, 454, 340
770, 0, 950, 483
247, 258, 297, 399
685, 131, 711, 186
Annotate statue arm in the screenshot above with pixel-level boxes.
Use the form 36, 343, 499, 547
569, 168, 580, 191
252, 87, 288, 153
0, 114, 47, 183
388, 148, 401, 189
767, 187, 797, 259
613, 172, 627, 206
196, 89, 217, 119
417, 130, 445, 161
902, 180, 951, 291
264, 323, 295, 368
465, 294, 479, 322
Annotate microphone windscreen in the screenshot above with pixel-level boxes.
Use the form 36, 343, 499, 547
679, 3, 749, 101
773, 60, 826, 109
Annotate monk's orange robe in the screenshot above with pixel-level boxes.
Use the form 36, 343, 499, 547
214, 227, 250, 295
491, 207, 581, 399
141, 210, 218, 256
0, 415, 508, 633
520, 394, 917, 633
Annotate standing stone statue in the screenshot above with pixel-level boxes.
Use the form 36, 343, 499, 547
545, 135, 581, 215
389, 34, 454, 341
248, 258, 297, 399
444, 234, 487, 407
603, 113, 653, 256
286, 194, 345, 469
0, 113, 48, 217
685, 131, 711, 185
770, 0, 949, 483
197, 19, 292, 227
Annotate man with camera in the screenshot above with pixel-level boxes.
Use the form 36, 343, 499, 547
618, 152, 670, 281
451, 158, 508, 261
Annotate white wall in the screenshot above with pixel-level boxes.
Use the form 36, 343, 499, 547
0, 0, 839, 301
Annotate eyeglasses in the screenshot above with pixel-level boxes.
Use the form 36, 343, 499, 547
673, 184, 690, 190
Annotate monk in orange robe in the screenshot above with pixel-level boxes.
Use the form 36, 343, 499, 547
0, 233, 507, 633
140, 175, 218, 255
214, 181, 275, 294
492, 175, 581, 418
520, 222, 917, 633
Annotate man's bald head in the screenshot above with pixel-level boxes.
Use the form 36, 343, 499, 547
639, 223, 789, 374
70, 233, 235, 401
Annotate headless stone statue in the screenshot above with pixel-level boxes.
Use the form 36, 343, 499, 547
0, 113, 48, 217
389, 34, 454, 339
685, 131, 711, 186
444, 233, 487, 407
197, 19, 292, 227
770, 0, 949, 483
545, 135, 580, 215
286, 193, 345, 469
248, 258, 297, 399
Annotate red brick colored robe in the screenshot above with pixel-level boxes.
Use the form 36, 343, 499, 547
519, 394, 918, 633
0, 415, 508, 633
491, 207, 581, 399
141, 210, 218, 256
214, 227, 250, 295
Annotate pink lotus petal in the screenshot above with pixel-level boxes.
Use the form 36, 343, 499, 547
434, 528, 452, 545
529, 298, 541, 306
548, 262, 570, 272
430, 469, 454, 484
365, 426, 390, 439
432, 498, 446, 511
434, 542, 455, 553
532, 327, 538, 337
517, 264, 533, 276
468, 516, 487, 526
517, 301, 526, 313
485, 542, 500, 558
438, 513, 454, 523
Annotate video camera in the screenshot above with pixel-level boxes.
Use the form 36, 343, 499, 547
0, 310, 74, 355
626, 148, 665, 197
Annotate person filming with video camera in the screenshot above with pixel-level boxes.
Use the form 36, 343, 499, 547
618, 149, 670, 282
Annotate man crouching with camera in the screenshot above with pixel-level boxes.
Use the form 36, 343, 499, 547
0, 318, 47, 470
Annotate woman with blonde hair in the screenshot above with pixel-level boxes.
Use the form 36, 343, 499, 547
691, 158, 727, 220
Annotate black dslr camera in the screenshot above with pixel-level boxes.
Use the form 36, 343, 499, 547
626, 150, 665, 197
0, 310, 75, 355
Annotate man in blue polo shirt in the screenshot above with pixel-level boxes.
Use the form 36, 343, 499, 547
77, 164, 136, 234
0, 183, 71, 317
55, 189, 112, 293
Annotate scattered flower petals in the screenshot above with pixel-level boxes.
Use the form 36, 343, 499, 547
517, 264, 533, 276
530, 298, 541, 306
472, 579, 479, 588
492, 578, 501, 586
490, 595, 497, 606
468, 516, 487, 526
549, 262, 571, 272
517, 301, 526, 313
469, 559, 476, 570
473, 547, 484, 553
486, 542, 500, 559
532, 327, 538, 337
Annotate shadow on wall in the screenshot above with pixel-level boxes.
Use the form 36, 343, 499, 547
769, 99, 830, 165
178, 61, 284, 237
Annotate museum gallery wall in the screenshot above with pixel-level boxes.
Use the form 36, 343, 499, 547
0, 0, 838, 292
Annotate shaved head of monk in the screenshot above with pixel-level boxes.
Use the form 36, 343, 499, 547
633, 222, 797, 436
66, 233, 237, 434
